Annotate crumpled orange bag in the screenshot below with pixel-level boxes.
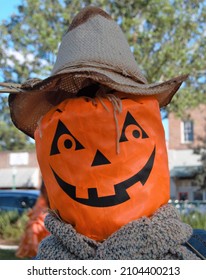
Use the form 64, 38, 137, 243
35, 94, 170, 241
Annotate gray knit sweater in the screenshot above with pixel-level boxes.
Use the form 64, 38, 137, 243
36, 204, 199, 260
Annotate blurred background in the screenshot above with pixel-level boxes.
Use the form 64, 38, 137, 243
0, 0, 206, 259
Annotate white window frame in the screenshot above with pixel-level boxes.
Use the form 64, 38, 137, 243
181, 120, 194, 143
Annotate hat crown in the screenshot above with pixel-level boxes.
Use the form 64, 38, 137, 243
52, 9, 147, 84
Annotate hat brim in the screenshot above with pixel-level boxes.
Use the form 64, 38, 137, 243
7, 69, 188, 138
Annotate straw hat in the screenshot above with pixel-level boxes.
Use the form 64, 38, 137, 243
0, 6, 188, 138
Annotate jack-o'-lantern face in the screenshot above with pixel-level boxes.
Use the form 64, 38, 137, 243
35, 95, 170, 241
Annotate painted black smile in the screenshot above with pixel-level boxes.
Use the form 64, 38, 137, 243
51, 146, 156, 207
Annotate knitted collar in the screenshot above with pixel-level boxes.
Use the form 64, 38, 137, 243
36, 204, 199, 260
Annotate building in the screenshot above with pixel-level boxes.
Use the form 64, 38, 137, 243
168, 103, 206, 201
0, 151, 41, 190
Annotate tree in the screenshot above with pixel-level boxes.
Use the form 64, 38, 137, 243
193, 150, 206, 190
0, 0, 206, 150
193, 117, 206, 190
0, 91, 35, 151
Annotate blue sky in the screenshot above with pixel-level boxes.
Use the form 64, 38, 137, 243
0, 0, 22, 22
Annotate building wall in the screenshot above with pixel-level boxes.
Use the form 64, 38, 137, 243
0, 151, 41, 189
0, 151, 38, 168
168, 103, 206, 201
168, 104, 206, 150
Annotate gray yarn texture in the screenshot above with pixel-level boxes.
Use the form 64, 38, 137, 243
36, 204, 199, 260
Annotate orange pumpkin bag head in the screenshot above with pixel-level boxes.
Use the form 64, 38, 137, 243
35, 94, 170, 241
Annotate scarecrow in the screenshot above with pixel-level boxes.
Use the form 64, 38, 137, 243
15, 182, 49, 259
1, 6, 205, 259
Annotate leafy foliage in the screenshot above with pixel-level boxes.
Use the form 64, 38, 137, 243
181, 211, 206, 229
0, 0, 206, 150
0, 211, 28, 242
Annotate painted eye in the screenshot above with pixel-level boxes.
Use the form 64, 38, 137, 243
64, 139, 73, 149
132, 129, 141, 139
119, 111, 149, 142
50, 120, 85, 155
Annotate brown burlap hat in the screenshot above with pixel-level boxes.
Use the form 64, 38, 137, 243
0, 6, 188, 138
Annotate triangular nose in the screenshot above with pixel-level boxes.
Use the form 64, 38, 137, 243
91, 150, 111, 167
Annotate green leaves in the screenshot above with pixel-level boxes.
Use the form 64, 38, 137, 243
0, 119, 34, 151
